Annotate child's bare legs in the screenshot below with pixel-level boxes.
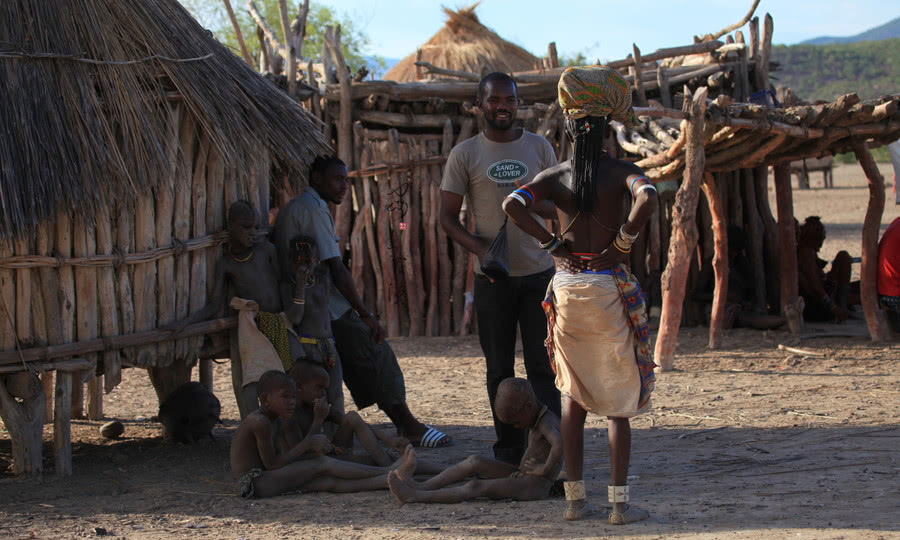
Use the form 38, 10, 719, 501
401, 454, 517, 490
607, 417, 648, 524
333, 411, 393, 466
388, 472, 549, 504
303, 445, 417, 493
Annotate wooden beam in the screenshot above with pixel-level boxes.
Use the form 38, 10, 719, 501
655, 86, 708, 372
413, 61, 480, 82
852, 142, 892, 341
0, 317, 237, 367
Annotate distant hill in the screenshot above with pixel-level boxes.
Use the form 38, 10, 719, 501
801, 16, 900, 45
771, 38, 900, 102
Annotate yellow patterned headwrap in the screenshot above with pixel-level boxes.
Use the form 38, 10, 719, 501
558, 66, 639, 126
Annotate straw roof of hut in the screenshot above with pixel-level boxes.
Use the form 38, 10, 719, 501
0, 0, 330, 240
384, 4, 540, 82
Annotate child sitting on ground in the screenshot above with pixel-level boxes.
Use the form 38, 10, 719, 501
288, 363, 445, 475
387, 377, 562, 503
230, 370, 417, 499
168, 200, 286, 416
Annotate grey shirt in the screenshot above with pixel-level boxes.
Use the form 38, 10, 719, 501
441, 131, 557, 277
273, 188, 352, 321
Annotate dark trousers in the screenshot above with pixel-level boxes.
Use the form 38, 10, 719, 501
474, 267, 561, 464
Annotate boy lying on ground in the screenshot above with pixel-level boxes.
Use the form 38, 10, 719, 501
388, 377, 562, 503
288, 363, 445, 475
230, 370, 417, 498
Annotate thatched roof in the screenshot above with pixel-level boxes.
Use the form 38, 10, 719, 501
384, 4, 539, 82
0, 0, 330, 239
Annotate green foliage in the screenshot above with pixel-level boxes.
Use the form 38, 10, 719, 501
560, 51, 589, 67
771, 38, 900, 102
834, 146, 892, 164
179, 0, 381, 72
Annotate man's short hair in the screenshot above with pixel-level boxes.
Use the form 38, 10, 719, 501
227, 200, 255, 223
477, 72, 517, 101
310, 155, 346, 177
257, 370, 295, 396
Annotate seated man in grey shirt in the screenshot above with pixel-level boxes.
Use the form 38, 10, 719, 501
274, 156, 452, 448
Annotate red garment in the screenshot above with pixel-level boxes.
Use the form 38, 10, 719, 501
878, 217, 900, 297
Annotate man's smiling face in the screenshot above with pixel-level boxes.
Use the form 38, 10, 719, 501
479, 79, 518, 131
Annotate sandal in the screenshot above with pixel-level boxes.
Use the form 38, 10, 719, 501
410, 425, 452, 448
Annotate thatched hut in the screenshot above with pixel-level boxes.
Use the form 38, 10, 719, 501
383, 4, 540, 82
0, 0, 329, 475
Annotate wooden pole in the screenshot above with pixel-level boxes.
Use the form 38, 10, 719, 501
54, 370, 72, 476
632, 44, 648, 107
741, 168, 767, 312
773, 163, 803, 333
852, 142, 891, 341
755, 13, 773, 91
0, 371, 45, 475
702, 172, 728, 349
325, 25, 354, 258
755, 165, 780, 311
174, 112, 196, 364
222, 0, 253, 66
55, 214, 78, 415
374, 144, 401, 337
95, 211, 121, 393
73, 218, 101, 420
547, 42, 559, 68
277, 0, 297, 97
657, 67, 672, 109
655, 86, 708, 372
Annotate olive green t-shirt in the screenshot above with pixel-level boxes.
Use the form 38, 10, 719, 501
441, 131, 557, 277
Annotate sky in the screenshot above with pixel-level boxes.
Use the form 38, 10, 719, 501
274, 0, 899, 62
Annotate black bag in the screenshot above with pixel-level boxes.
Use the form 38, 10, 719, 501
480, 217, 510, 280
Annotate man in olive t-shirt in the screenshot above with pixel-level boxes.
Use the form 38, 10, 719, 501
440, 72, 561, 464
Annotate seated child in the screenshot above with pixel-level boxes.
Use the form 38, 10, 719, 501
168, 200, 285, 416
280, 235, 344, 414
230, 370, 417, 499
387, 377, 562, 504
288, 363, 444, 475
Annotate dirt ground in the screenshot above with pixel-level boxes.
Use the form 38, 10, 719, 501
2, 162, 899, 540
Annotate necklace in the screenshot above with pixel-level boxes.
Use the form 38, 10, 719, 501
231, 248, 253, 262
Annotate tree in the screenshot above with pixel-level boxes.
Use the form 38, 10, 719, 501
179, 0, 381, 72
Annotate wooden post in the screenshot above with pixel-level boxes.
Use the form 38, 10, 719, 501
632, 44, 648, 107
277, 0, 297, 97
36, 223, 59, 422
325, 25, 354, 258
755, 14, 773, 91
702, 172, 728, 349
374, 144, 401, 337
437, 125, 454, 336
547, 42, 559, 68
95, 211, 120, 393
415, 48, 424, 80
0, 371, 45, 475
55, 214, 78, 416
852, 142, 891, 341
54, 370, 72, 476
741, 169, 767, 312
755, 165, 780, 311
657, 67, 673, 109
73, 218, 102, 420
655, 86, 708, 372
174, 112, 196, 363
748, 16, 759, 61
774, 164, 803, 333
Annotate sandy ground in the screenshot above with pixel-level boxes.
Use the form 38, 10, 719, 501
1, 162, 899, 540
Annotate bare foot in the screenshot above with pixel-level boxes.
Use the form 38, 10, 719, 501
387, 471, 416, 505
608, 504, 649, 525
390, 445, 417, 479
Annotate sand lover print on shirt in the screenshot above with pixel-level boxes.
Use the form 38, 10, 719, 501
486, 159, 529, 188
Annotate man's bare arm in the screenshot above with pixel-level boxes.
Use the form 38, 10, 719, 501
326, 257, 385, 343
439, 190, 488, 258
